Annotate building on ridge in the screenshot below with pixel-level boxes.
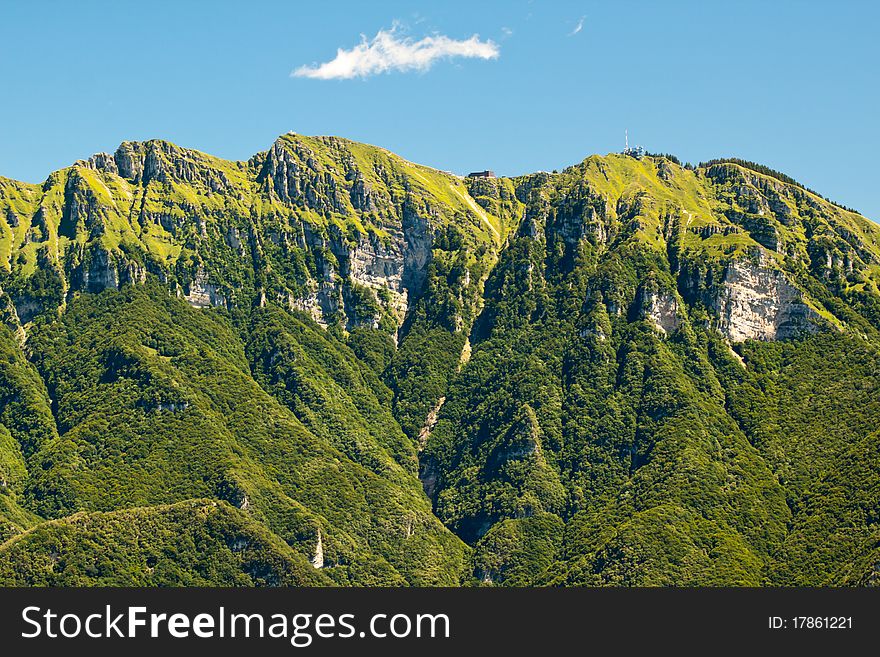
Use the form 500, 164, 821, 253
622, 130, 645, 159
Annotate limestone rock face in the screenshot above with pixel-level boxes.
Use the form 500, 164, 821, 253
635, 286, 682, 335
348, 233, 404, 292
113, 142, 145, 180
289, 269, 339, 327
78, 248, 119, 293
184, 270, 227, 309
341, 229, 409, 325
83, 152, 118, 175
713, 259, 820, 342
310, 530, 324, 569
401, 206, 433, 292
282, 210, 432, 328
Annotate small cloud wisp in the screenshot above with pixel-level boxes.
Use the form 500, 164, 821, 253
569, 15, 586, 36
293, 26, 500, 80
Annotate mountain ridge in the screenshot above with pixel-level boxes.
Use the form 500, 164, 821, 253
3, 133, 878, 339
1, 133, 879, 586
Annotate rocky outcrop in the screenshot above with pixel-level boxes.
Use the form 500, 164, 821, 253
279, 217, 431, 328
347, 234, 403, 293
678, 247, 823, 343
75, 248, 119, 293
310, 529, 324, 569
109, 140, 232, 190
687, 224, 742, 239
634, 285, 682, 335
401, 204, 433, 293
552, 198, 611, 246
82, 152, 118, 175
417, 396, 446, 451
344, 230, 408, 322
713, 258, 820, 342
112, 142, 145, 180
258, 138, 348, 213
289, 282, 339, 327
184, 270, 227, 309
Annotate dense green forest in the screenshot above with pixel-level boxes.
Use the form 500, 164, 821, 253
0, 134, 878, 586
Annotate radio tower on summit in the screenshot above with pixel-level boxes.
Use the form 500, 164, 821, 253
623, 129, 645, 159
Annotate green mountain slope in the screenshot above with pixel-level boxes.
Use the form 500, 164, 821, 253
0, 500, 330, 586
1, 135, 878, 586
422, 156, 880, 585
11, 284, 468, 585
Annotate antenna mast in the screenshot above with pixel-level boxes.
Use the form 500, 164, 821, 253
625, 129, 629, 150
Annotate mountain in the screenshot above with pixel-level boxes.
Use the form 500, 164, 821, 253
0, 134, 878, 586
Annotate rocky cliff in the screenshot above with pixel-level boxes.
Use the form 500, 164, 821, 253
0, 134, 508, 341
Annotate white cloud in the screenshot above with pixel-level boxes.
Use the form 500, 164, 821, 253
293, 26, 500, 80
569, 15, 586, 36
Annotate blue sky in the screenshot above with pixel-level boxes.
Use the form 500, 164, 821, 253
1, 0, 877, 219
